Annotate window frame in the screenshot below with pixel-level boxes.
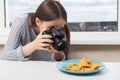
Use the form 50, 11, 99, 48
0, 0, 5, 28
0, 0, 120, 45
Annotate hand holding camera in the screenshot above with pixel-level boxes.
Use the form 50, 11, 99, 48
31, 27, 53, 52
32, 26, 66, 52
42, 26, 67, 51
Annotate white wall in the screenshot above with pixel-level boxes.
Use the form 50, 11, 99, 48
0, 45, 120, 62
69, 45, 120, 62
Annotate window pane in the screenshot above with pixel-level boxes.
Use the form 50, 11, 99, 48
6, 0, 118, 32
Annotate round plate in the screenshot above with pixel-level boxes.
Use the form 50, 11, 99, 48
56, 59, 105, 74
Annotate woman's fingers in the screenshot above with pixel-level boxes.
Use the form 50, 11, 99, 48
39, 43, 52, 52
49, 44, 55, 51
34, 27, 55, 51
40, 39, 53, 43
50, 44, 58, 52
37, 27, 48, 37
39, 35, 52, 39
39, 43, 50, 47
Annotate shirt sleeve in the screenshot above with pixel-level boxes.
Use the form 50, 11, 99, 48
51, 52, 65, 61
2, 16, 29, 61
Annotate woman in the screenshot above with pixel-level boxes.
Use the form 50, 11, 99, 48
2, 0, 70, 61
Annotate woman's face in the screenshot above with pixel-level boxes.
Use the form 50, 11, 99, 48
35, 17, 66, 32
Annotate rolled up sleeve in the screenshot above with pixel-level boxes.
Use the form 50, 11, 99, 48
16, 46, 29, 61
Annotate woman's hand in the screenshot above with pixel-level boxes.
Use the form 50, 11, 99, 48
22, 28, 53, 57
49, 44, 64, 61
33, 31, 64, 61
32, 28, 54, 51
22, 27, 64, 60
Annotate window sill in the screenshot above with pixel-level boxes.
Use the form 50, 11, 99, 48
1, 36, 120, 45
70, 32, 120, 45
0, 36, 8, 45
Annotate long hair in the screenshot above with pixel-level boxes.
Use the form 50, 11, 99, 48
27, 0, 70, 60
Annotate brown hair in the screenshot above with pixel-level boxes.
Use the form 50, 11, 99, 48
27, 0, 70, 60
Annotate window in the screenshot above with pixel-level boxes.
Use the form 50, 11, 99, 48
0, 0, 120, 45
6, 0, 118, 32
62, 0, 118, 32
6, 0, 41, 27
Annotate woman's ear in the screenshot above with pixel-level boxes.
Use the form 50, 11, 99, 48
35, 17, 42, 26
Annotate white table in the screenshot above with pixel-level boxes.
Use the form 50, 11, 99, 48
0, 60, 120, 80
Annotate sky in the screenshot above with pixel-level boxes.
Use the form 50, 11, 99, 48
7, 0, 117, 23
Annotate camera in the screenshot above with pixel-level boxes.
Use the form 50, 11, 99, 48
42, 26, 66, 51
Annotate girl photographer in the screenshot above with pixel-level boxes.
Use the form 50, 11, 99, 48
2, 0, 70, 61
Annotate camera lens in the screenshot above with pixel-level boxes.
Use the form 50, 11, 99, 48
53, 38, 66, 51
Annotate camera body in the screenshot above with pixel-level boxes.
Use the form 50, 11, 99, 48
42, 26, 66, 51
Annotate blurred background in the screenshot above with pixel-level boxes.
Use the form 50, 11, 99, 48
0, 0, 120, 62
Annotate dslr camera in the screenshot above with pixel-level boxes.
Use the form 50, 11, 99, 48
42, 26, 66, 51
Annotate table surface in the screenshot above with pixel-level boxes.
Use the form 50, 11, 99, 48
0, 60, 120, 80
